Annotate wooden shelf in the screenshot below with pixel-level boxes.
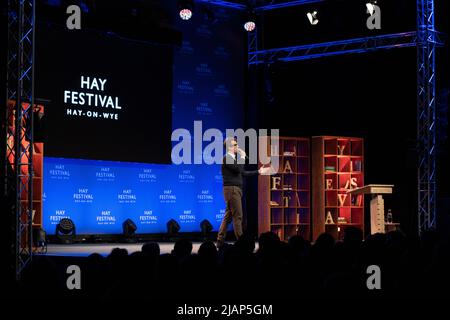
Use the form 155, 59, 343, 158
279, 155, 310, 158
313, 136, 364, 241
6, 101, 44, 248
273, 172, 310, 175
259, 136, 311, 241
326, 223, 362, 226
324, 155, 363, 158
271, 189, 310, 192
269, 206, 310, 209
271, 223, 310, 226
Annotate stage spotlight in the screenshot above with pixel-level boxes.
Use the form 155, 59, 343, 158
244, 21, 256, 32
306, 11, 319, 25
122, 218, 137, 242
366, 1, 377, 15
178, 0, 194, 21
56, 218, 76, 244
200, 219, 213, 237
244, 7, 256, 32
180, 8, 192, 20
167, 219, 180, 236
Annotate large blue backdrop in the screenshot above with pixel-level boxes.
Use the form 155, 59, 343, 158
43, 3, 245, 234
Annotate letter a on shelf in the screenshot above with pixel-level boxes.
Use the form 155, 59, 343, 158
283, 160, 293, 173
325, 211, 335, 224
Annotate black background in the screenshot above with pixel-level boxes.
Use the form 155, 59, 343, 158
244, 0, 450, 237
35, 25, 173, 164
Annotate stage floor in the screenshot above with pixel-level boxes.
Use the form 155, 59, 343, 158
44, 241, 243, 257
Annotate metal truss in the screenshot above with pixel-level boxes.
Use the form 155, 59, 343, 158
248, 32, 419, 64
248, 24, 259, 65
255, 0, 324, 12
197, 0, 323, 11
417, 0, 439, 233
239, 0, 441, 235
196, 0, 247, 11
6, 0, 35, 280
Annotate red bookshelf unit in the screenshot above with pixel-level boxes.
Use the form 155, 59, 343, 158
6, 100, 44, 247
312, 136, 364, 241
258, 136, 311, 241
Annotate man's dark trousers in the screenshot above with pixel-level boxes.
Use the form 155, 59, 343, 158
217, 185, 243, 243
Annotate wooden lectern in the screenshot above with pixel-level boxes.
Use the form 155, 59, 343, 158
347, 184, 394, 234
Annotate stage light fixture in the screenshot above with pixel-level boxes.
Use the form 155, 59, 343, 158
180, 8, 192, 20
244, 21, 256, 32
56, 218, 76, 244
122, 218, 137, 241
366, 1, 377, 15
167, 219, 181, 235
307, 11, 319, 25
178, 0, 194, 21
244, 6, 256, 32
200, 219, 213, 237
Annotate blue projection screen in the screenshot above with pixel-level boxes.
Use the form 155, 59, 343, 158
43, 158, 225, 234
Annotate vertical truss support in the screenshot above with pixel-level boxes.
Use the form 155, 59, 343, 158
6, 0, 36, 280
417, 0, 437, 234
247, 27, 258, 66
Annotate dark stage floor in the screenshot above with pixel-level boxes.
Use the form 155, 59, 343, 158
42, 241, 251, 257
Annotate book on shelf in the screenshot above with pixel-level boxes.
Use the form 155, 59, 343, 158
337, 217, 348, 224
353, 160, 362, 172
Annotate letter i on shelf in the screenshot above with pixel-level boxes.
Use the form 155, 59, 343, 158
295, 192, 301, 207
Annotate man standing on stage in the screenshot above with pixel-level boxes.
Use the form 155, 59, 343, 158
217, 137, 265, 248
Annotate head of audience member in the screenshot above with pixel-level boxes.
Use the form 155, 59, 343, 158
141, 241, 160, 258
172, 238, 193, 261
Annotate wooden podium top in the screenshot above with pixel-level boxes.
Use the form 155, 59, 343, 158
347, 184, 394, 195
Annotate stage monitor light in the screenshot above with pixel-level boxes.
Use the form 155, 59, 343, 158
33, 228, 47, 253
307, 11, 319, 25
200, 219, 213, 236
122, 218, 137, 237
56, 218, 76, 244
244, 21, 256, 32
167, 219, 180, 235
